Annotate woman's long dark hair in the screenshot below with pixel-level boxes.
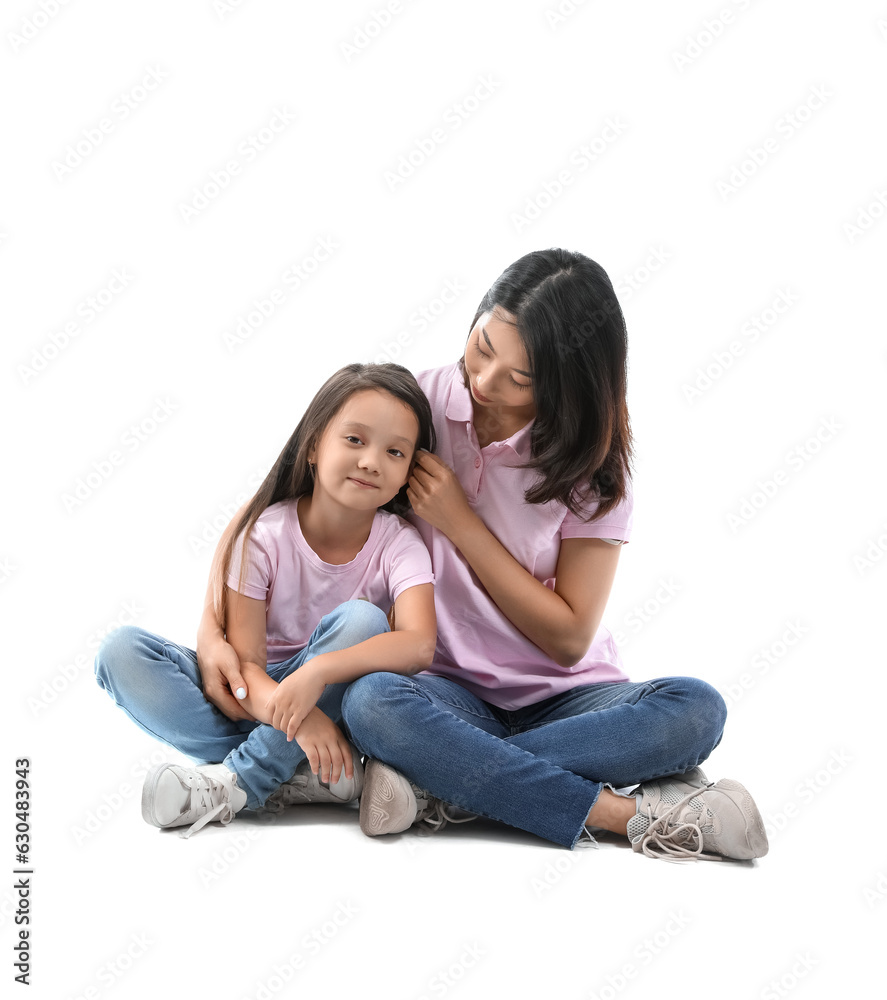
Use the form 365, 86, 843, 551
462, 248, 633, 520
211, 363, 435, 624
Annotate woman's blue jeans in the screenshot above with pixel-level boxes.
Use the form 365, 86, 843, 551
94, 600, 389, 810
342, 671, 727, 849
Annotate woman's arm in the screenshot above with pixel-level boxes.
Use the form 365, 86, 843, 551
195, 580, 255, 722
266, 583, 436, 741
222, 588, 276, 721
408, 451, 621, 668
195, 501, 255, 721
455, 525, 621, 667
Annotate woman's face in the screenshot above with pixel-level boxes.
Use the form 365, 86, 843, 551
463, 308, 535, 412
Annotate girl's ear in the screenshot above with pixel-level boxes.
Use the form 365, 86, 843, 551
401, 453, 417, 488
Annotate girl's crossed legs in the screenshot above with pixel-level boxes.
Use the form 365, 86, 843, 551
95, 599, 389, 810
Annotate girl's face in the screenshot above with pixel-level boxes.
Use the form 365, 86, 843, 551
463, 308, 535, 413
308, 389, 419, 511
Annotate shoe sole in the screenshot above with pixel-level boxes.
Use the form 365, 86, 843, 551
141, 763, 172, 828
359, 760, 414, 836
712, 778, 769, 859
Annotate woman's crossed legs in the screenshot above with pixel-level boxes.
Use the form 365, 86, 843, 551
342, 671, 727, 849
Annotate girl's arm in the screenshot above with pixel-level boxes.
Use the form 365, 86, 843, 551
408, 451, 621, 668
265, 583, 436, 741
224, 587, 362, 784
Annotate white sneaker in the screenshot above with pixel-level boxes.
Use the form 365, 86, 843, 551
141, 762, 247, 839
265, 746, 364, 810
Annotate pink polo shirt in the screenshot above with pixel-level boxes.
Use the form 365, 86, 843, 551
409, 363, 633, 709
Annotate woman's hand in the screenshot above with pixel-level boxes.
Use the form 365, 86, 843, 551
195, 633, 256, 723
407, 451, 477, 540
266, 666, 327, 742
292, 708, 355, 785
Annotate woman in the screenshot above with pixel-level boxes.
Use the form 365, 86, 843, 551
201, 248, 768, 861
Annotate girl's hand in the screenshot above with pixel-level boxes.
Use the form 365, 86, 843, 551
292, 708, 354, 785
266, 667, 327, 742
407, 451, 476, 539
196, 633, 256, 723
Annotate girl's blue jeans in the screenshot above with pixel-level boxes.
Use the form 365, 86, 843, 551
94, 600, 390, 810
341, 670, 727, 849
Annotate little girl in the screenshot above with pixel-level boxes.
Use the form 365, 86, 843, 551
94, 363, 437, 838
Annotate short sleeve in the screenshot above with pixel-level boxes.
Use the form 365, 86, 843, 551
226, 522, 274, 600
384, 520, 434, 604
560, 482, 633, 544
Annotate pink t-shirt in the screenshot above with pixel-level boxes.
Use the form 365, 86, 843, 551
227, 500, 434, 663
410, 363, 634, 709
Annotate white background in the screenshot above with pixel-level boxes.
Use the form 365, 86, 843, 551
3, 1, 885, 997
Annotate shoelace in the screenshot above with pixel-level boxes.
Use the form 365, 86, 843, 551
576, 827, 601, 850
180, 773, 238, 840
415, 795, 479, 835
637, 786, 725, 863
259, 769, 324, 815
272, 772, 317, 806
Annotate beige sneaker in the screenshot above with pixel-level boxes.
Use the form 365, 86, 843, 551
264, 746, 364, 811
629, 777, 769, 861
359, 760, 476, 837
